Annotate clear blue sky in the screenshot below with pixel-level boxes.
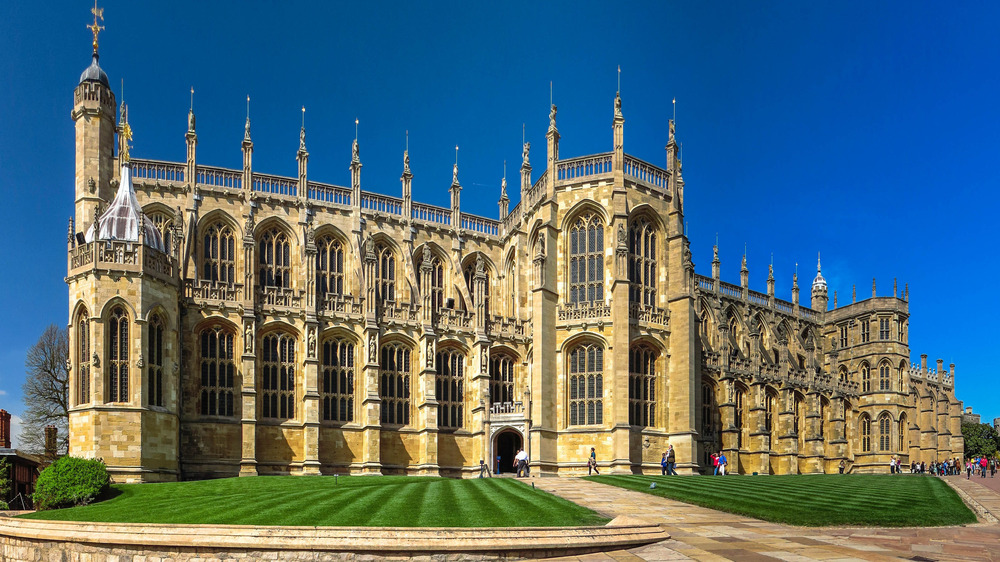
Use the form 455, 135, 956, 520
1, 1, 998, 445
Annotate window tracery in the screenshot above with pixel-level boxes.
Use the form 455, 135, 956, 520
568, 342, 603, 426
878, 413, 892, 451
322, 337, 354, 422
107, 306, 129, 403
489, 352, 515, 406
878, 361, 892, 392
628, 345, 656, 427
317, 235, 345, 299
568, 213, 604, 305
628, 218, 656, 306
199, 325, 235, 417
375, 243, 396, 304
379, 343, 410, 425
435, 348, 464, 429
148, 314, 165, 407
861, 414, 872, 452
203, 222, 237, 284
261, 332, 295, 419
259, 228, 291, 289
76, 310, 90, 404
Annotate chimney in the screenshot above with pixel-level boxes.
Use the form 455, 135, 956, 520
0, 409, 10, 448
44, 425, 57, 458
920, 354, 928, 372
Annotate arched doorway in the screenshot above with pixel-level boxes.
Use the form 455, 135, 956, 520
494, 429, 523, 474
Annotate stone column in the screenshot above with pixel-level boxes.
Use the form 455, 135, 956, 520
803, 390, 824, 473
360, 241, 381, 474
747, 380, 769, 474
529, 227, 557, 475
775, 386, 798, 474
239, 216, 257, 477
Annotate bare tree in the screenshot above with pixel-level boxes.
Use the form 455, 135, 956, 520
20, 324, 69, 454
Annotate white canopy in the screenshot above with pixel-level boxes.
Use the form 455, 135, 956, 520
85, 164, 164, 252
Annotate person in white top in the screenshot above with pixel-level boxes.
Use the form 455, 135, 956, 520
514, 448, 529, 478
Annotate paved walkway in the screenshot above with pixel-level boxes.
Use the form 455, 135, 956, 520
531, 477, 1000, 562
943, 474, 1000, 522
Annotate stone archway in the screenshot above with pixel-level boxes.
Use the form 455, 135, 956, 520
494, 429, 523, 474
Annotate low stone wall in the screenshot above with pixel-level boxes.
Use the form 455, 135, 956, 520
0, 515, 668, 561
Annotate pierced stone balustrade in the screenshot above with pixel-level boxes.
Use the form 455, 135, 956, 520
258, 286, 302, 308
321, 294, 362, 316
557, 302, 611, 321
435, 307, 473, 331
379, 301, 420, 324
629, 303, 668, 325
67, 241, 174, 284
185, 280, 243, 304
487, 315, 528, 339
489, 401, 524, 421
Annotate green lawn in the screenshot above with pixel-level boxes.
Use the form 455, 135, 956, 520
19, 476, 608, 527
586, 474, 976, 527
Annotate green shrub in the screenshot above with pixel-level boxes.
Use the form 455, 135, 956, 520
0, 458, 11, 509
33, 457, 110, 510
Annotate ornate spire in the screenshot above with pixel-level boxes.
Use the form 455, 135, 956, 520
87, 1, 105, 55
299, 106, 307, 152
812, 251, 827, 290
244, 95, 252, 142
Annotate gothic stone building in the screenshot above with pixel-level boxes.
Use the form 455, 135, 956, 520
66, 43, 964, 483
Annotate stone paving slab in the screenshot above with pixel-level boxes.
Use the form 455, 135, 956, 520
532, 477, 1000, 562
943, 474, 1000, 522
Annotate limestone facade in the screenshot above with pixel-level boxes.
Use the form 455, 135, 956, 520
66, 48, 964, 483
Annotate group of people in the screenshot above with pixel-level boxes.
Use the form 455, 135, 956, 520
708, 451, 729, 475
965, 456, 997, 479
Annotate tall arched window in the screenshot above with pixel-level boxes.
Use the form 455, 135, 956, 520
701, 383, 715, 438
199, 325, 235, 417
819, 397, 829, 441
735, 387, 747, 448
860, 414, 872, 452
419, 249, 445, 311
794, 394, 804, 443
463, 259, 490, 316
489, 352, 515, 406
148, 212, 173, 254
878, 413, 892, 452
628, 217, 656, 306
148, 315, 165, 407
436, 348, 464, 429
259, 229, 291, 289
317, 235, 345, 300
375, 243, 396, 303
76, 310, 90, 404
321, 337, 354, 422
261, 333, 296, 419
765, 391, 776, 441
568, 213, 604, 305
379, 343, 410, 425
838, 366, 849, 383
107, 306, 129, 403
628, 345, 656, 427
878, 361, 891, 391
898, 414, 908, 452
860, 363, 871, 393
568, 343, 603, 426
897, 361, 906, 394
502, 259, 515, 316
204, 222, 236, 284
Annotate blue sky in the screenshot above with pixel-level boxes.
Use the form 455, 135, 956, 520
1, 1, 998, 445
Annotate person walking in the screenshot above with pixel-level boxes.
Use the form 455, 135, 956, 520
717, 450, 727, 475
711, 453, 719, 475
661, 452, 668, 475
588, 447, 600, 475
666, 444, 678, 475
514, 448, 528, 478
839, 460, 846, 474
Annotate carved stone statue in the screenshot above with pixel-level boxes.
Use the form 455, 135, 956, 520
244, 213, 255, 238
244, 117, 251, 141
244, 321, 254, 353
92, 352, 100, 368
475, 254, 485, 275
352, 138, 360, 162
481, 350, 488, 375
369, 333, 377, 363
452, 163, 459, 185
365, 235, 375, 260
136, 353, 145, 369
614, 93, 622, 117
421, 247, 433, 269
403, 150, 410, 171
299, 126, 306, 151
536, 236, 545, 258
188, 109, 196, 132
549, 104, 557, 130
617, 224, 627, 247
307, 327, 316, 358
305, 224, 315, 245
426, 339, 435, 368
522, 142, 530, 167
88, 177, 96, 194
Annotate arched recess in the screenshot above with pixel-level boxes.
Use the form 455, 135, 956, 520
369, 233, 404, 304
859, 412, 872, 453
379, 337, 414, 426
877, 411, 893, 452
461, 251, 496, 317
733, 382, 749, 449
878, 360, 893, 392
320, 328, 358, 424
72, 303, 91, 406
435, 343, 467, 429
193, 317, 239, 418
897, 359, 908, 394
315, 224, 352, 301
489, 347, 519, 407
256, 217, 297, 290
102, 299, 133, 404
499, 246, 518, 317
565, 337, 606, 427
561, 201, 608, 307
258, 324, 298, 421
697, 300, 716, 349
859, 361, 872, 393
898, 412, 909, 453
413, 242, 451, 312
197, 209, 241, 285
626, 205, 662, 308
628, 343, 658, 427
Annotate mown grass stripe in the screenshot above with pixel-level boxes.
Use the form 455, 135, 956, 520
588, 474, 975, 527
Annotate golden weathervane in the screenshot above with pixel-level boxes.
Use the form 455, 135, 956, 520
87, 1, 105, 53
121, 121, 133, 163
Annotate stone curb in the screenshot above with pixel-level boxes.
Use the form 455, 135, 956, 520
942, 478, 1000, 523
0, 514, 669, 559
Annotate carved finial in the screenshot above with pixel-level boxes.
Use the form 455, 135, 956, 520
120, 120, 133, 163
244, 95, 252, 142
817, 251, 821, 274
299, 106, 306, 151
187, 87, 196, 132
352, 120, 360, 163
522, 141, 530, 168
453, 145, 459, 184
549, 103, 557, 131
87, 1, 105, 55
